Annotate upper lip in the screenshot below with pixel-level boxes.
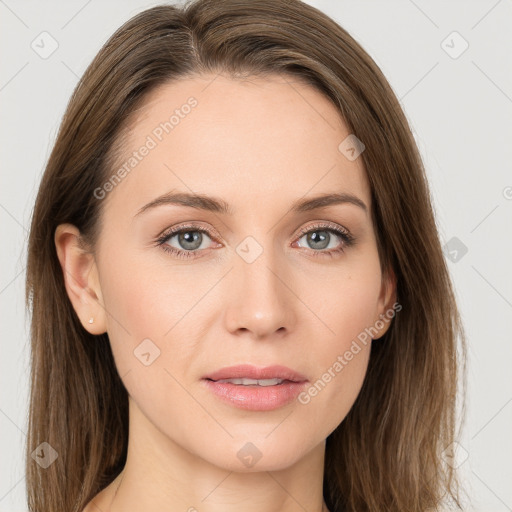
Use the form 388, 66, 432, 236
203, 364, 308, 382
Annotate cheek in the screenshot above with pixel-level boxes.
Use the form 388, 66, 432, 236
302, 249, 383, 350
295, 252, 381, 424
295, 295, 375, 440
97, 245, 212, 382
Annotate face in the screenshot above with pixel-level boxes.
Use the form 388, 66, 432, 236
61, 73, 395, 473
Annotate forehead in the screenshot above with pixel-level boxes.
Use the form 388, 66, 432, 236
102, 73, 371, 221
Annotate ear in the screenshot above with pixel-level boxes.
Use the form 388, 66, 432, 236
372, 265, 398, 340
54, 223, 107, 335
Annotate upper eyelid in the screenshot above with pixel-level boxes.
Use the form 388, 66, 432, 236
157, 222, 215, 240
159, 220, 349, 241
296, 221, 349, 235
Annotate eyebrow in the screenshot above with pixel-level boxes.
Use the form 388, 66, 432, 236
135, 190, 368, 217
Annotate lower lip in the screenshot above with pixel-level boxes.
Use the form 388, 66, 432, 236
202, 379, 308, 411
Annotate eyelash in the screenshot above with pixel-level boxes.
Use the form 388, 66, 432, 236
155, 221, 355, 260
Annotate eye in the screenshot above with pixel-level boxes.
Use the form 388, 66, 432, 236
155, 224, 218, 259
155, 221, 355, 260
293, 222, 355, 258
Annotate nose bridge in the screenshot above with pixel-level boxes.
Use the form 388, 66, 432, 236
225, 234, 295, 336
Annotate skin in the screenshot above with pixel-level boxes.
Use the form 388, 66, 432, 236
55, 73, 396, 512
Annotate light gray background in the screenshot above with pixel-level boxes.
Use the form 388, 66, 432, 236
1, 1, 511, 511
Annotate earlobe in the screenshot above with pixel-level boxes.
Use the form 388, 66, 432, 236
54, 223, 107, 335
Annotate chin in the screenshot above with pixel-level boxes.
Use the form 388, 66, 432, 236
196, 434, 315, 473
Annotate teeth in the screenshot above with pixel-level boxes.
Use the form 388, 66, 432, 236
217, 378, 284, 386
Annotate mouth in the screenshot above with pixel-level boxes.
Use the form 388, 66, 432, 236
202, 364, 308, 383
202, 365, 309, 411
206, 377, 295, 386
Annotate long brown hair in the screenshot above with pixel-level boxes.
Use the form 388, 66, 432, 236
25, 0, 467, 510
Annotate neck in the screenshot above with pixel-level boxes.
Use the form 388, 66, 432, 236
107, 398, 330, 512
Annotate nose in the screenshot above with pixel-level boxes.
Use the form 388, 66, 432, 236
223, 242, 297, 339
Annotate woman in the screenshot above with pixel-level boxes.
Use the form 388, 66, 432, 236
25, 0, 467, 511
